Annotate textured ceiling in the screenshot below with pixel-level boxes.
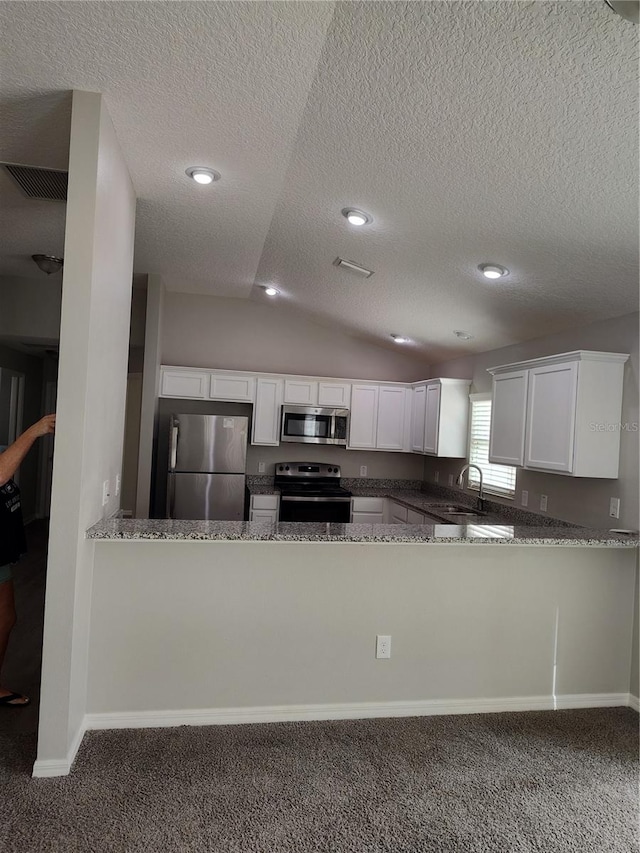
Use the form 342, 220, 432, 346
0, 1, 638, 361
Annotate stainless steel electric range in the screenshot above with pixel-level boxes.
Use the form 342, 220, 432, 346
275, 462, 352, 523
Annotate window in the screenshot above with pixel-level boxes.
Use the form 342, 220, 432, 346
468, 394, 516, 497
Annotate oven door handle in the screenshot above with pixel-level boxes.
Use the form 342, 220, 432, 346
280, 496, 352, 503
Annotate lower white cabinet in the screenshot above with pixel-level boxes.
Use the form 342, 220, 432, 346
249, 494, 280, 522
350, 496, 385, 524
387, 500, 408, 524
251, 378, 284, 446
407, 508, 425, 525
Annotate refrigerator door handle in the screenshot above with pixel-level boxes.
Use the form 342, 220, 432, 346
167, 473, 176, 519
170, 423, 179, 471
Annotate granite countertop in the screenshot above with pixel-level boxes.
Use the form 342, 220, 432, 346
87, 518, 638, 546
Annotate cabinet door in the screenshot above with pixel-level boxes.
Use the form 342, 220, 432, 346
160, 370, 208, 399
388, 501, 408, 524
283, 379, 318, 406
377, 387, 408, 451
411, 386, 427, 453
423, 384, 441, 454
251, 378, 284, 446
351, 512, 385, 524
407, 508, 425, 525
489, 370, 528, 466
348, 385, 379, 449
318, 382, 351, 408
524, 363, 578, 473
210, 374, 255, 402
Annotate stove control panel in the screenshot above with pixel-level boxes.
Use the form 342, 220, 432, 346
275, 462, 341, 478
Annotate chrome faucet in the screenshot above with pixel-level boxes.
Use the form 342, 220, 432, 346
456, 463, 484, 511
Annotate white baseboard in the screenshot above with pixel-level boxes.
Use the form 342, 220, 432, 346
32, 720, 86, 778
628, 693, 640, 712
84, 692, 632, 733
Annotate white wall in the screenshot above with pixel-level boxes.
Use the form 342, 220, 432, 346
35, 91, 136, 775
86, 541, 636, 719
162, 293, 431, 382
424, 312, 639, 530
0, 274, 62, 343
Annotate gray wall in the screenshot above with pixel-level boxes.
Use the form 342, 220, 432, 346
423, 312, 639, 530
0, 274, 62, 344
161, 293, 431, 382
0, 345, 44, 520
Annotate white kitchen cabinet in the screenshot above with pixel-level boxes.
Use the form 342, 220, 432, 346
251, 378, 284, 446
488, 351, 629, 478
488, 370, 529, 466
350, 496, 385, 524
283, 379, 317, 406
407, 508, 425, 525
410, 385, 427, 452
422, 379, 471, 457
318, 382, 351, 409
348, 384, 410, 451
210, 373, 255, 402
387, 500, 408, 524
249, 493, 279, 522
348, 385, 379, 449
160, 368, 208, 399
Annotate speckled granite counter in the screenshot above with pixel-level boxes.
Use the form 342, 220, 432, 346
87, 517, 638, 546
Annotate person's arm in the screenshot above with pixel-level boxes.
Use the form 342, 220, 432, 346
0, 414, 56, 487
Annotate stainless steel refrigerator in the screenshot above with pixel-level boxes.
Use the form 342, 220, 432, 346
167, 414, 248, 520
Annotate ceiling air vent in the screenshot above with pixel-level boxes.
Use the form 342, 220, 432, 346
2, 163, 68, 201
333, 257, 374, 278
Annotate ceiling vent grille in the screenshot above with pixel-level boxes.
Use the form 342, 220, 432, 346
2, 163, 68, 201
333, 257, 374, 278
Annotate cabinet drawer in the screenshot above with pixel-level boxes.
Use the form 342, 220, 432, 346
250, 509, 278, 523
351, 511, 385, 524
351, 497, 385, 513
251, 494, 279, 510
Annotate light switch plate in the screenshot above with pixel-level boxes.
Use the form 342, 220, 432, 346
258, 462, 266, 473
521, 490, 528, 507
609, 497, 620, 519
540, 494, 548, 512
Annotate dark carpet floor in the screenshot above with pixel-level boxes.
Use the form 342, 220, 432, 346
1, 708, 638, 853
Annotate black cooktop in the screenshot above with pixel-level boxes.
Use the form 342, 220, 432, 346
280, 484, 352, 498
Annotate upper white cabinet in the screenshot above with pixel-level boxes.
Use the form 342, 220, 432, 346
410, 385, 427, 453
252, 378, 284, 446
160, 369, 208, 399
348, 384, 410, 451
283, 379, 317, 406
209, 374, 255, 402
420, 379, 471, 457
488, 351, 629, 478
318, 382, 351, 409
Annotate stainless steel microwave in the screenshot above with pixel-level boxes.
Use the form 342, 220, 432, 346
280, 406, 349, 446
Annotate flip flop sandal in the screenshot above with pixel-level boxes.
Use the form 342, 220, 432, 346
0, 692, 30, 707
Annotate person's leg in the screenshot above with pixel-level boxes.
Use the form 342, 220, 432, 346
0, 572, 28, 705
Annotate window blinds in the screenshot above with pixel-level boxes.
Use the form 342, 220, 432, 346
468, 399, 516, 495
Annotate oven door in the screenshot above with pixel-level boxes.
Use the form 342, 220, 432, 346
279, 496, 351, 523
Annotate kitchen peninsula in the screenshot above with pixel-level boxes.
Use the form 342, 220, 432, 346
84, 490, 638, 735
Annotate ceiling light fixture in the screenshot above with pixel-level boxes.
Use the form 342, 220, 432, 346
32, 254, 63, 275
185, 167, 221, 185
453, 330, 474, 341
333, 257, 374, 278
341, 208, 372, 226
263, 286, 279, 297
478, 263, 509, 279
391, 334, 409, 344
604, 1, 639, 24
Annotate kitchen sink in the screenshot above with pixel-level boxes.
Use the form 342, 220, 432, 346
423, 504, 486, 518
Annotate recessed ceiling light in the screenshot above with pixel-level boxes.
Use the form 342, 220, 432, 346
478, 263, 509, 279
453, 330, 474, 340
185, 167, 221, 185
263, 286, 279, 297
391, 334, 409, 344
342, 208, 372, 226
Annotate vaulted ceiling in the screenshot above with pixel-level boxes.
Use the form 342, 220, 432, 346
0, 1, 638, 362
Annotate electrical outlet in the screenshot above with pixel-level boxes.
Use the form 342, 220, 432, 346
448, 474, 454, 487
102, 480, 110, 507
360, 466, 367, 477
115, 474, 121, 496
609, 497, 620, 519
434, 471, 439, 484
540, 494, 548, 512
258, 462, 266, 473
376, 635, 391, 659
521, 490, 528, 507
